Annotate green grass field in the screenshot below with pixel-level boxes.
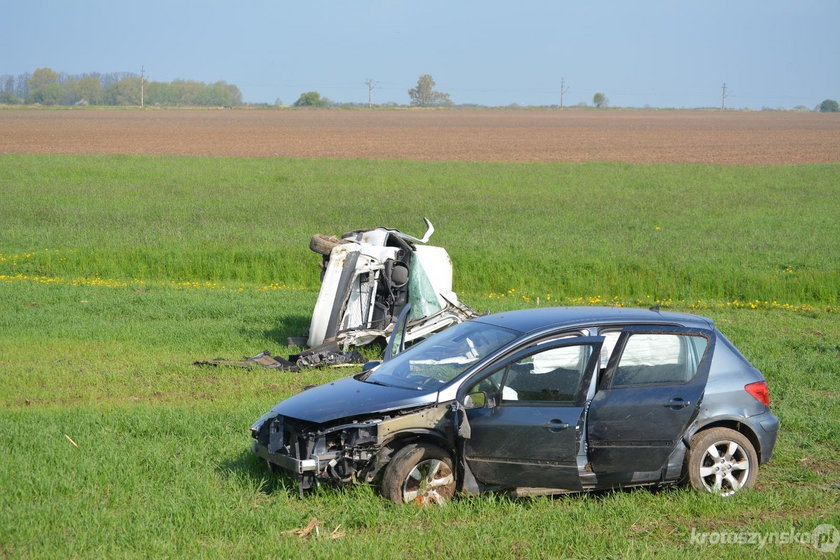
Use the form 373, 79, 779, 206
1, 154, 838, 558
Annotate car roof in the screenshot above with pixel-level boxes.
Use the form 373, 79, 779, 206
473, 306, 714, 334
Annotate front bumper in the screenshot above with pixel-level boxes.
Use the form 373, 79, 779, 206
252, 441, 318, 474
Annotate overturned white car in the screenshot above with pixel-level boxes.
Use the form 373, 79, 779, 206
306, 219, 476, 349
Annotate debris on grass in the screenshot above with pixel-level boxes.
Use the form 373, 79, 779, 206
287, 517, 345, 539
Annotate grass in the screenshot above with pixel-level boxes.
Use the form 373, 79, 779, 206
0, 154, 838, 558
1, 155, 837, 303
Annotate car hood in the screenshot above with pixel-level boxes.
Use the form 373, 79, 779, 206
269, 375, 438, 424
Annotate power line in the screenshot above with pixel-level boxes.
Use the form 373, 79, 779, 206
560, 77, 569, 109
364, 78, 378, 108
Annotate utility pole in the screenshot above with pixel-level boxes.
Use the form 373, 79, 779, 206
365, 78, 377, 108
720, 82, 727, 111
560, 77, 569, 109
140, 66, 145, 109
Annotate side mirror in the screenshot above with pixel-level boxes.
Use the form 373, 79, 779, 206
464, 391, 487, 410
361, 360, 381, 373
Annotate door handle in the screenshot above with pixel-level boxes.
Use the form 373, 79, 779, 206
664, 397, 690, 409
542, 419, 571, 432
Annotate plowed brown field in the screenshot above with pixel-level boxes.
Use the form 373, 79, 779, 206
1, 108, 838, 164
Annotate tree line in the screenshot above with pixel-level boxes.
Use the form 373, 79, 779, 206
1, 68, 242, 107
4, 68, 836, 111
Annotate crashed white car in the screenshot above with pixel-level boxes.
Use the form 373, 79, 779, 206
306, 219, 476, 349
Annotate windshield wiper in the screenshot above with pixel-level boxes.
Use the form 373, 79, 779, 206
365, 378, 392, 387
365, 377, 425, 391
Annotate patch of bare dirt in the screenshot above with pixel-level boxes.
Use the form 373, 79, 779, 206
1, 108, 838, 164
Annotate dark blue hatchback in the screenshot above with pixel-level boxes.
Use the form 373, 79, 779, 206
251, 306, 778, 504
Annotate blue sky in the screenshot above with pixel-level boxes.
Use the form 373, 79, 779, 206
2, 0, 838, 108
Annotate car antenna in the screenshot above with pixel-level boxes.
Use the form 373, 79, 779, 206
649, 304, 661, 313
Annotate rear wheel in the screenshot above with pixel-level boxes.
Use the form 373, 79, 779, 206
380, 443, 456, 505
686, 428, 757, 497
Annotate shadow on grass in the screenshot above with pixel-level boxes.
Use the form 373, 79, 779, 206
218, 438, 693, 506
218, 448, 300, 497
263, 314, 311, 347
234, 315, 311, 351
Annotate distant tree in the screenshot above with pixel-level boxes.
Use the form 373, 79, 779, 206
818, 99, 839, 112
28, 67, 58, 90
206, 81, 242, 106
1, 75, 20, 103
146, 81, 174, 105
77, 76, 103, 105
408, 74, 452, 106
294, 91, 327, 107
27, 67, 61, 104
173, 80, 203, 105
104, 77, 142, 105
59, 78, 81, 105
592, 92, 608, 108
15, 72, 31, 100
2, 75, 14, 94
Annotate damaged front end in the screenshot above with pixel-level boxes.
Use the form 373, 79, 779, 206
306, 218, 476, 349
250, 402, 453, 493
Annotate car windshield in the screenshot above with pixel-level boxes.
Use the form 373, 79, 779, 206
362, 320, 519, 390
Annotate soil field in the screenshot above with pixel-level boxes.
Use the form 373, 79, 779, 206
1, 108, 838, 164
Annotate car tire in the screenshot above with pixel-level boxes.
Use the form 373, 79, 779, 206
380, 443, 456, 505
686, 427, 758, 497
309, 234, 346, 256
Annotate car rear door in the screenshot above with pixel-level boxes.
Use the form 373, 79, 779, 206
586, 325, 715, 474
462, 336, 603, 491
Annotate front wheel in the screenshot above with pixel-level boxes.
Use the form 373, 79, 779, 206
686, 428, 758, 497
380, 443, 456, 505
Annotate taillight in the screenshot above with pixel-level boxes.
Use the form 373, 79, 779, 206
745, 381, 770, 407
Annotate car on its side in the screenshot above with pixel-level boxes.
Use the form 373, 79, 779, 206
305, 218, 475, 349
251, 306, 778, 504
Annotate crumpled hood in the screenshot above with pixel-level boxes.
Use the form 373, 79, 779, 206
270, 375, 437, 424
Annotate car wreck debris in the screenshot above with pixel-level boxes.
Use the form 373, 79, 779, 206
306, 218, 477, 349
194, 345, 367, 372
196, 219, 475, 372
195, 350, 301, 371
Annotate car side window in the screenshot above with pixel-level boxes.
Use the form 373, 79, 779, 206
612, 334, 708, 386
500, 344, 593, 404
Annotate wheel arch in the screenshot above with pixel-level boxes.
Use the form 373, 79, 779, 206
687, 419, 764, 463
381, 429, 453, 457
370, 430, 454, 478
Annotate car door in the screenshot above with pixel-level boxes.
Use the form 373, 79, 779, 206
462, 336, 603, 491
586, 325, 715, 475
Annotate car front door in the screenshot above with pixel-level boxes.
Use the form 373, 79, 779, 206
462, 336, 603, 491
586, 325, 715, 476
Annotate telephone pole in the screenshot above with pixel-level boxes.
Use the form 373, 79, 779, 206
365, 78, 377, 108
720, 82, 727, 111
140, 66, 145, 109
560, 77, 569, 109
